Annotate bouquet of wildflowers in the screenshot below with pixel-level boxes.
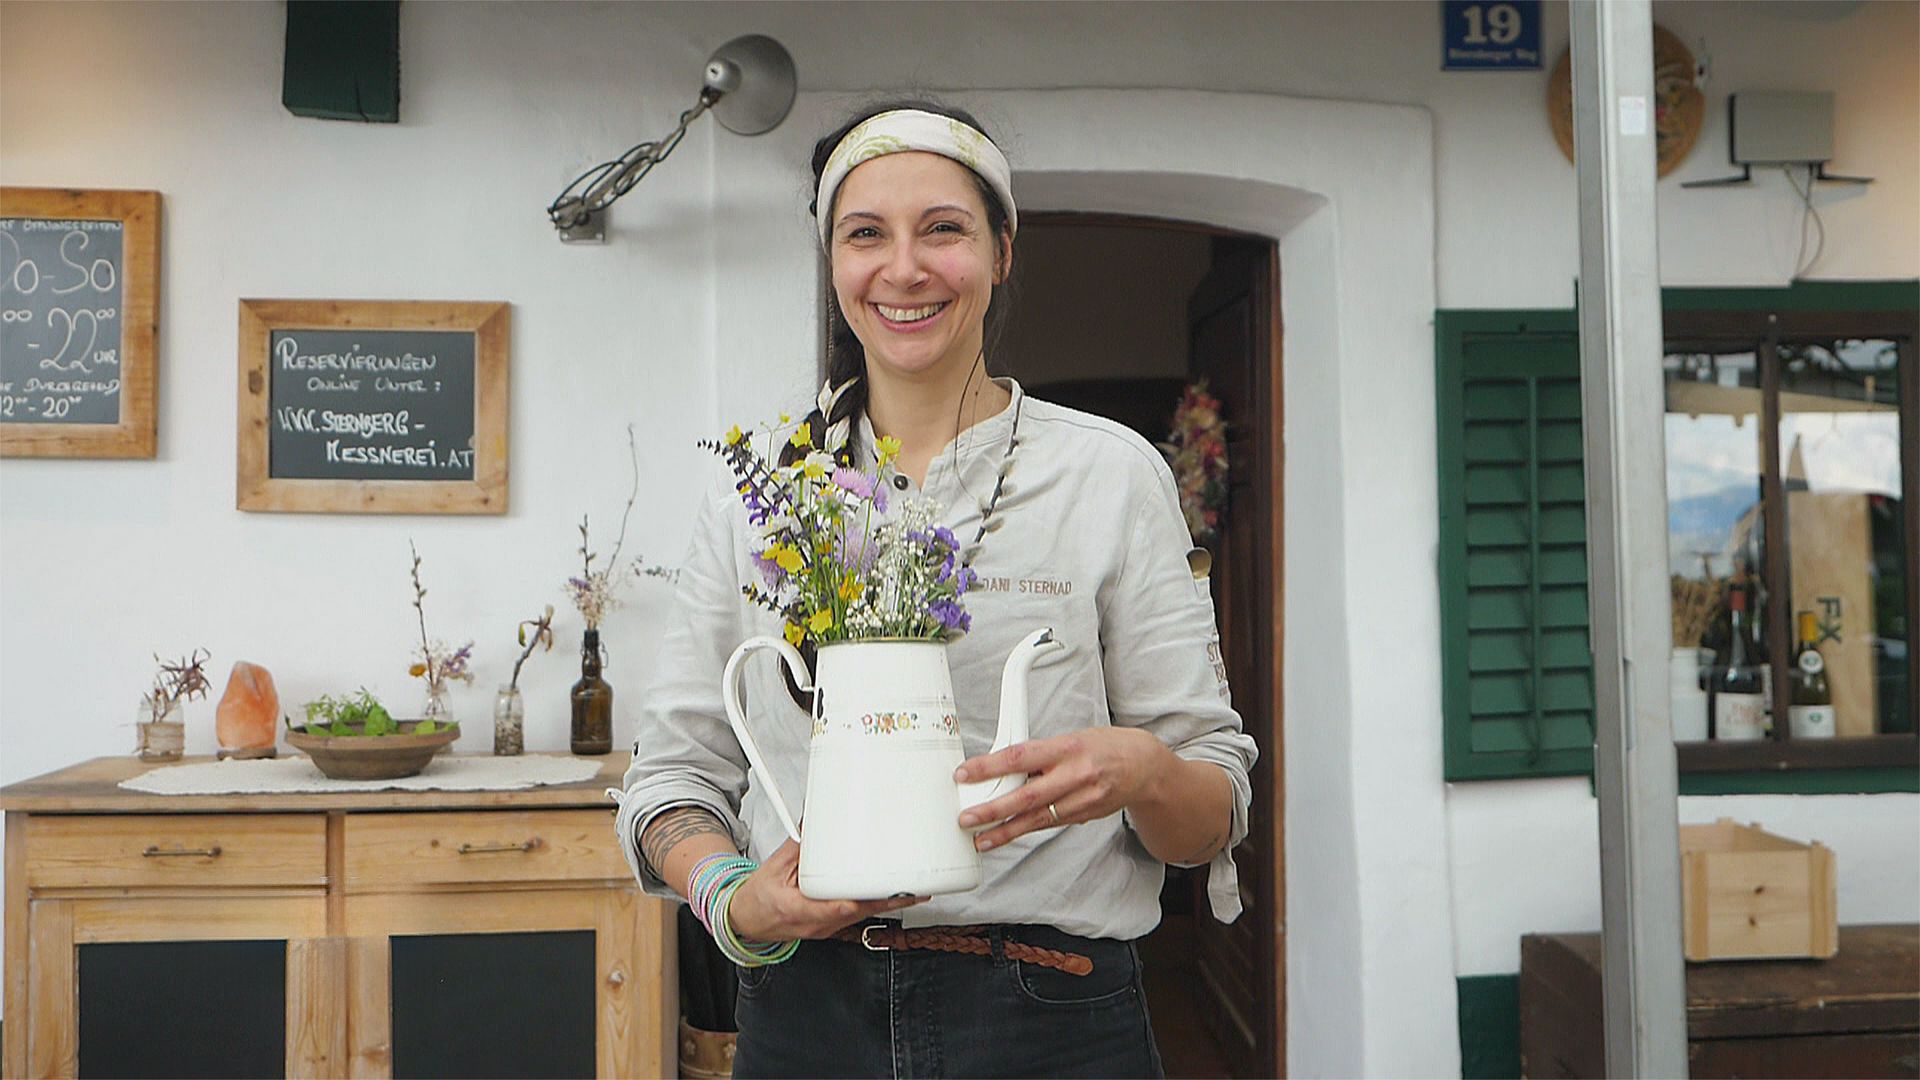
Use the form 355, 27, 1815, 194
700, 383, 977, 648
567, 427, 677, 631
1160, 380, 1229, 544
407, 542, 473, 696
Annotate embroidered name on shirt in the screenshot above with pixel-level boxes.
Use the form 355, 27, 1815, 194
978, 576, 1075, 596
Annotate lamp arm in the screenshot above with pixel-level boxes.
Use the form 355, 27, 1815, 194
547, 89, 719, 229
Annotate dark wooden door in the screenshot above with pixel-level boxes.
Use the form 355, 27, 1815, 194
1186, 237, 1284, 1079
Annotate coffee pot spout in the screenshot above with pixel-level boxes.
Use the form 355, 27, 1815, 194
957, 628, 1064, 814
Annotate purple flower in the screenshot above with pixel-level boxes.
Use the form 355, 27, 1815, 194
931, 526, 958, 551
831, 467, 873, 499
927, 599, 971, 633
752, 550, 785, 589
954, 566, 979, 595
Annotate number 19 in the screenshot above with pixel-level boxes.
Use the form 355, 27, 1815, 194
1463, 2, 1522, 45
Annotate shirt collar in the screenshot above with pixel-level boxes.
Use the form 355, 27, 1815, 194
854, 377, 1024, 474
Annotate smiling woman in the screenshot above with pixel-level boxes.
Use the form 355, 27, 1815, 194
613, 99, 1257, 1079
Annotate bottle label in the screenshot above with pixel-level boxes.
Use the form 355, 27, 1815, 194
1789, 705, 1835, 739
1714, 694, 1768, 740
1798, 650, 1825, 675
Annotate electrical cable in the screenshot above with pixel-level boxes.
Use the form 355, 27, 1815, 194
1782, 164, 1826, 281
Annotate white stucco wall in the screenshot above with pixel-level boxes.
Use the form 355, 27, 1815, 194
3, 2, 1916, 1076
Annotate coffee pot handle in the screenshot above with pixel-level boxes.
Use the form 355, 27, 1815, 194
721, 636, 811, 843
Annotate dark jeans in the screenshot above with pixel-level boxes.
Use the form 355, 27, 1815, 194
732, 922, 1164, 1079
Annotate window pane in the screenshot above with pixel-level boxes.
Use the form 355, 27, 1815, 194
1779, 339, 1908, 736
1665, 349, 1767, 741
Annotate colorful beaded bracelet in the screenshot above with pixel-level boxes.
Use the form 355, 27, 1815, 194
686, 852, 799, 968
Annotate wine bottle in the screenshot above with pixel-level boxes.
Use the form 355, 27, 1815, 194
1788, 611, 1835, 739
1714, 585, 1768, 740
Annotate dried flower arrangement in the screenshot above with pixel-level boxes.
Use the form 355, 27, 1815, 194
701, 384, 974, 648
509, 605, 556, 692
406, 541, 471, 725
1160, 380, 1229, 544
1670, 575, 1724, 649
144, 648, 211, 724
566, 428, 676, 631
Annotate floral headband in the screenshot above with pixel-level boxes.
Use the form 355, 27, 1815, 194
814, 109, 1018, 249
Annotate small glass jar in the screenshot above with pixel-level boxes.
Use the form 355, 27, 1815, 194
137, 699, 185, 761
423, 682, 454, 728
493, 684, 525, 756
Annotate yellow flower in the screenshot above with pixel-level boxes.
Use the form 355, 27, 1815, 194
876, 435, 902, 465
779, 412, 792, 424
784, 622, 805, 646
838, 575, 864, 601
724, 424, 744, 446
409, 662, 427, 677
802, 457, 827, 480
789, 422, 812, 449
768, 543, 804, 573
808, 609, 834, 634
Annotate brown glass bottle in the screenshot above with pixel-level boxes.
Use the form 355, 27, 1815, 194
570, 629, 613, 755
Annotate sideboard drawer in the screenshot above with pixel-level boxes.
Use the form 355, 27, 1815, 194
343, 809, 626, 890
25, 813, 327, 889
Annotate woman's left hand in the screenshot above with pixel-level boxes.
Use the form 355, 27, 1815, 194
954, 727, 1172, 851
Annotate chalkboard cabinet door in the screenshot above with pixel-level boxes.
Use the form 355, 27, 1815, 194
4, 800, 675, 1080
24, 894, 339, 1078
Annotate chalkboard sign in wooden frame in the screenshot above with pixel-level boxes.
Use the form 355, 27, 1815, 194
0, 187, 161, 459
237, 299, 509, 514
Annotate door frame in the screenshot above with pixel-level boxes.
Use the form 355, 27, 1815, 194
1021, 210, 1287, 1077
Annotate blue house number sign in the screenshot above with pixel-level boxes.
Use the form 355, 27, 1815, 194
1442, 0, 1541, 70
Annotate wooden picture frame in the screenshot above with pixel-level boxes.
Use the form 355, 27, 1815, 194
0, 187, 161, 458
237, 299, 509, 514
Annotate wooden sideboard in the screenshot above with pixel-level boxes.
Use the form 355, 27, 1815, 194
2, 753, 675, 1079
1520, 925, 1920, 1079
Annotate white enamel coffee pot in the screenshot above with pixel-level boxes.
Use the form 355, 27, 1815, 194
722, 628, 1064, 899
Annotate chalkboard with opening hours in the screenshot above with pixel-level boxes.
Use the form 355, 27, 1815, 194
0, 188, 159, 458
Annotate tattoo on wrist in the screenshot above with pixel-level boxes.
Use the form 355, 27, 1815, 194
640, 807, 728, 877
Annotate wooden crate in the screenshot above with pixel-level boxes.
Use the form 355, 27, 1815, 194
1680, 818, 1838, 962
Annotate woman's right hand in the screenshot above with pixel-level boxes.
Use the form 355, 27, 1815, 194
725, 839, 928, 941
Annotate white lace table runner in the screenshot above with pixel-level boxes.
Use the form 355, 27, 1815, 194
119, 754, 606, 795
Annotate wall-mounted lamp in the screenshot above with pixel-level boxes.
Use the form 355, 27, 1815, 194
546, 34, 796, 243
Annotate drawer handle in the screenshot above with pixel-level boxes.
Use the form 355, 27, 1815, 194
457, 839, 541, 855
143, 845, 222, 858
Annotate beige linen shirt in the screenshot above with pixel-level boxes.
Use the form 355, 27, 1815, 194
612, 379, 1255, 939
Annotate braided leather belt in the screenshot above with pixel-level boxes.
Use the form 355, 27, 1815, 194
830, 922, 1094, 976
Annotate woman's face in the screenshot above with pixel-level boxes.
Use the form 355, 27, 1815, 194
827, 151, 1010, 384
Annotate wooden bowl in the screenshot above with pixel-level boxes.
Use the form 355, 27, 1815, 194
285, 722, 459, 780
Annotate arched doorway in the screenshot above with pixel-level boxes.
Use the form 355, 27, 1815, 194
1004, 212, 1285, 1078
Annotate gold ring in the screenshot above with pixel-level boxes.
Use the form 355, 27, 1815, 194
1047, 802, 1061, 825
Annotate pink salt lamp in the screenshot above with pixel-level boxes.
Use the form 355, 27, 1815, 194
216, 661, 280, 759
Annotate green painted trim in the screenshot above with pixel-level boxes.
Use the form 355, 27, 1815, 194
1661, 280, 1919, 313
1457, 973, 1522, 1080
1679, 767, 1920, 796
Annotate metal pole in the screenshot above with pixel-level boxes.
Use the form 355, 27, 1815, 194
1568, 1, 1690, 1075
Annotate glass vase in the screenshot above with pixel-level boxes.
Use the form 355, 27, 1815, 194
493, 684, 525, 756
571, 629, 613, 755
423, 682, 455, 728
136, 699, 185, 761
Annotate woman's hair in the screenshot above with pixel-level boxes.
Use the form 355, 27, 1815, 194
782, 98, 1019, 468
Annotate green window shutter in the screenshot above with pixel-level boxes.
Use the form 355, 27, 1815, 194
1439, 312, 1596, 781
